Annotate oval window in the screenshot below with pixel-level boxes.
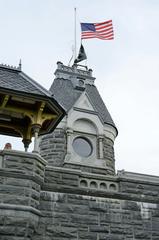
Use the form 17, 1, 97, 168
72, 137, 92, 157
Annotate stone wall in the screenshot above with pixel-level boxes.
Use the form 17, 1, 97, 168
0, 150, 46, 239
39, 128, 67, 167
1, 151, 159, 239
39, 130, 115, 176
103, 137, 115, 174
34, 193, 159, 240
32, 167, 159, 240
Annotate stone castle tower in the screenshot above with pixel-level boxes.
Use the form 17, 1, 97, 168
0, 62, 159, 239
39, 62, 118, 176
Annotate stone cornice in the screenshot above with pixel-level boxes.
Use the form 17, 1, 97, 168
42, 183, 159, 204
0, 204, 41, 216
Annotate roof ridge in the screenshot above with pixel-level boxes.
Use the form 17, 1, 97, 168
20, 71, 52, 97
0, 63, 21, 72
85, 84, 116, 126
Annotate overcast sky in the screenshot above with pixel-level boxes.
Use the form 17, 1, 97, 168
0, 0, 159, 176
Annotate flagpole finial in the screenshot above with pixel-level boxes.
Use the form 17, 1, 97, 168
74, 7, 77, 62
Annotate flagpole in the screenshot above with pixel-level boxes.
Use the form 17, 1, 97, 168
74, 7, 77, 61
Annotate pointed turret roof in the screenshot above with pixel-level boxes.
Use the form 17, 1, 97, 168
50, 62, 117, 132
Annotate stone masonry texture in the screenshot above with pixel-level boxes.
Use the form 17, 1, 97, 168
0, 150, 46, 239
39, 130, 115, 175
39, 129, 67, 167
103, 137, 115, 175
0, 150, 159, 239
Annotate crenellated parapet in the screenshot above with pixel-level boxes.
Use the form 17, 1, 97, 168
0, 62, 21, 71
55, 61, 95, 85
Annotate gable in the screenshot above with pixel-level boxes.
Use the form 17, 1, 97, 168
74, 92, 95, 112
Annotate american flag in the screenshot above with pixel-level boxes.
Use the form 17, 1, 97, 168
81, 20, 114, 40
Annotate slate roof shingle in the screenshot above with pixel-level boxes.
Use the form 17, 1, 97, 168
0, 65, 51, 97
50, 78, 81, 111
85, 84, 116, 127
50, 78, 117, 130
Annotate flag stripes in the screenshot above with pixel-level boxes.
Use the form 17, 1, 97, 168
81, 20, 114, 40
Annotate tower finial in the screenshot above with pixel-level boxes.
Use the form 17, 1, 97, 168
18, 59, 22, 71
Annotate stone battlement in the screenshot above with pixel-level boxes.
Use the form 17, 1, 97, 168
1, 150, 159, 239
54, 61, 95, 84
